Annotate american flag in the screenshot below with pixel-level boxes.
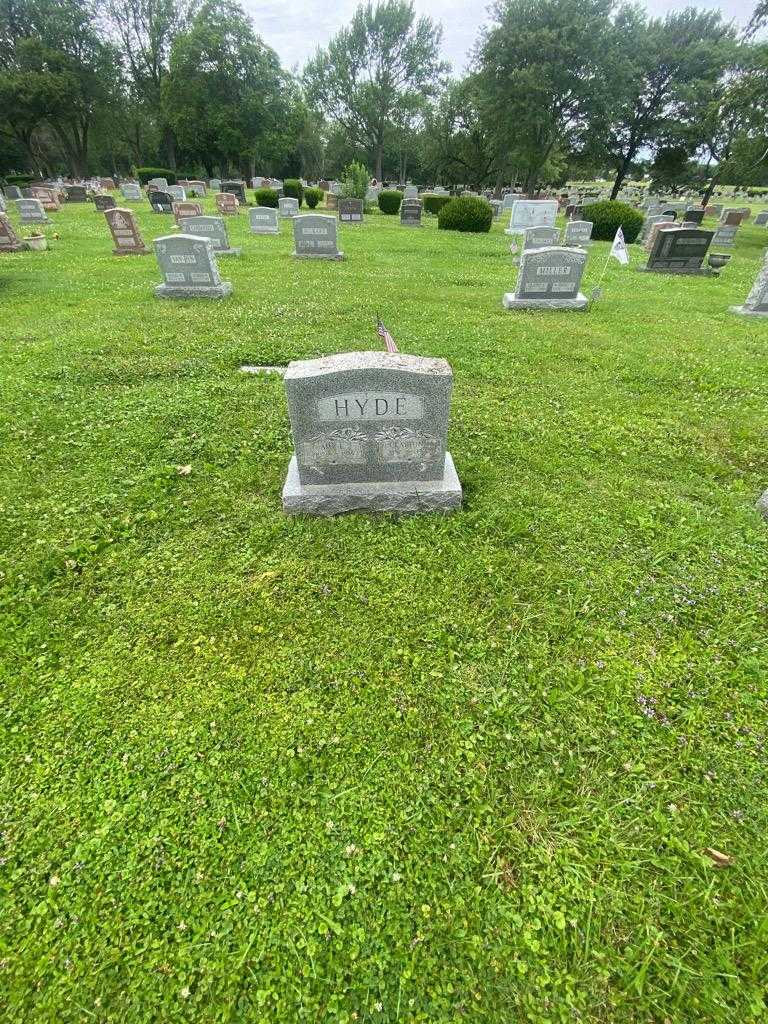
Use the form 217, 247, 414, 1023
376, 317, 399, 353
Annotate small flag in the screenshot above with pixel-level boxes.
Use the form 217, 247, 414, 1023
609, 226, 630, 265
376, 317, 399, 353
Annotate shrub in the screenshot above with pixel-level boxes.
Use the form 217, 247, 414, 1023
341, 161, 369, 201
253, 187, 279, 208
438, 196, 493, 233
378, 190, 403, 215
304, 187, 323, 209
4, 174, 35, 186
422, 194, 452, 216
134, 166, 177, 186
582, 200, 643, 243
283, 178, 304, 206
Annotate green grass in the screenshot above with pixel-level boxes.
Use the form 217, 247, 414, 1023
1, 197, 768, 1023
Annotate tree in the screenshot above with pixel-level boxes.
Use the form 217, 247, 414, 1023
421, 77, 502, 188
303, 0, 448, 181
475, 0, 618, 195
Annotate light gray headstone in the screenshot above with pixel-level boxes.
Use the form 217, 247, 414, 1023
210, 178, 222, 191
403, 185, 418, 200
121, 183, 142, 201
505, 200, 558, 235
105, 207, 149, 255
503, 246, 588, 310
563, 220, 593, 246
178, 214, 240, 255
712, 224, 738, 248
754, 211, 768, 226
5, 185, 22, 200
153, 233, 232, 299
278, 197, 299, 218
281, 351, 462, 515
522, 225, 560, 250
292, 214, 343, 260
16, 197, 49, 224
166, 185, 186, 201
730, 251, 768, 317
248, 206, 279, 235
187, 180, 206, 196
148, 177, 168, 187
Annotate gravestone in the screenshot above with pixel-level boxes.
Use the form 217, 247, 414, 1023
222, 180, 246, 204
100, 177, 117, 190
148, 177, 168, 187
505, 200, 558, 235
30, 186, 60, 210
105, 207, 150, 255
153, 233, 232, 299
178, 214, 240, 256
489, 199, 502, 220
730, 251, 768, 317
400, 198, 423, 227
660, 209, 677, 220
209, 178, 222, 191
503, 246, 588, 310
5, 185, 22, 200
522, 225, 560, 250
502, 193, 524, 210
325, 192, 339, 212
403, 185, 418, 199
0, 193, 5, 213
16, 198, 49, 224
215, 192, 239, 215
94, 194, 116, 212
711, 224, 738, 248
754, 211, 768, 226
683, 208, 705, 225
248, 206, 280, 235
64, 185, 88, 203
173, 200, 203, 223
563, 220, 593, 246
167, 185, 186, 202
644, 219, 675, 253
339, 198, 364, 223
642, 227, 715, 275
121, 183, 142, 201
187, 180, 207, 196
278, 197, 299, 218
292, 214, 344, 260
721, 209, 743, 225
706, 204, 723, 217
0, 212, 26, 252
281, 351, 462, 515
150, 190, 174, 213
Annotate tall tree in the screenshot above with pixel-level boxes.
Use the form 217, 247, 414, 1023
303, 0, 448, 181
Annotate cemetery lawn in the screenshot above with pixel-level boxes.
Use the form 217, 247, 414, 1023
2, 200, 768, 1024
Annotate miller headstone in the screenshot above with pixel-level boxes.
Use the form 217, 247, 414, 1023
153, 233, 232, 299
503, 246, 588, 310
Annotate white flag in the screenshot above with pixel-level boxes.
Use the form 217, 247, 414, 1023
610, 226, 629, 265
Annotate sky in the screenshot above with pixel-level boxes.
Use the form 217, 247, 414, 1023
243, 0, 756, 75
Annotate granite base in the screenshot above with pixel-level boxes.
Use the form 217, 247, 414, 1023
292, 251, 345, 260
730, 305, 768, 318
155, 282, 232, 299
282, 453, 462, 515
114, 246, 150, 256
638, 266, 718, 276
503, 292, 588, 310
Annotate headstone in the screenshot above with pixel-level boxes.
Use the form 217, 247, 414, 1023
16, 197, 49, 224
339, 198, 364, 223
522, 225, 560, 250
187, 180, 207, 196
248, 206, 279, 235
153, 233, 232, 299
643, 227, 714, 275
644, 220, 675, 253
489, 199, 502, 220
100, 177, 116, 190
278, 197, 299, 218
215, 192, 239, 216
209, 178, 222, 191
721, 209, 743, 225
148, 177, 168, 188
563, 220, 593, 246
166, 185, 186, 202
325, 192, 338, 212
121, 183, 142, 201
0, 212, 26, 252
503, 246, 588, 310
754, 211, 768, 226
731, 251, 768, 317
5, 185, 22, 200
93, 194, 116, 211
281, 351, 462, 515
683, 208, 705, 225
178, 214, 240, 256
505, 200, 558, 235
222, 180, 246, 204
173, 200, 203, 223
64, 185, 88, 203
150, 190, 174, 214
403, 185, 419, 199
0, 193, 5, 213
400, 199, 423, 227
706, 204, 723, 217
30, 186, 60, 210
711, 224, 738, 248
105, 207, 150, 255
292, 214, 344, 260
502, 193, 524, 210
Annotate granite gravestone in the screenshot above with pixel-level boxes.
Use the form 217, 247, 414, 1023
30, 186, 60, 210
64, 185, 88, 203
292, 214, 343, 260
683, 208, 705, 225
215, 192, 239, 216
522, 225, 560, 251
16, 198, 49, 224
148, 177, 168, 188
339, 198, 364, 223
150, 190, 174, 213
644, 219, 675, 253
167, 185, 186, 202
754, 211, 768, 226
643, 227, 714, 275
503, 246, 588, 311
173, 201, 203, 223
222, 181, 246, 204
400, 199, 423, 227
121, 183, 142, 201
248, 206, 280, 235
505, 200, 558, 236
0, 212, 26, 252
209, 178, 222, 192
153, 234, 232, 299
489, 199, 502, 220
563, 220, 593, 246
178, 214, 240, 256
281, 351, 462, 515
706, 204, 723, 217
0, 193, 5, 213
403, 185, 419, 199
730, 252, 768, 317
711, 224, 738, 248
325, 192, 339, 212
100, 177, 117, 190
94, 194, 116, 211
278, 197, 299, 218
187, 180, 207, 196
5, 185, 22, 200
721, 209, 743, 225
105, 207, 150, 255
502, 193, 524, 210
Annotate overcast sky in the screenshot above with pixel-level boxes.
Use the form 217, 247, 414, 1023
243, 0, 755, 74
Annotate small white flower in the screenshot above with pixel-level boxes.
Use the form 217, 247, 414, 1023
180, 986, 190, 999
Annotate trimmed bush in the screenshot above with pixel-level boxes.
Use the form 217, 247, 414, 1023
378, 190, 403, 215
423, 194, 452, 216
582, 200, 643, 243
283, 178, 304, 207
134, 166, 177, 186
4, 174, 36, 186
438, 196, 493, 233
253, 187, 279, 208
304, 187, 323, 209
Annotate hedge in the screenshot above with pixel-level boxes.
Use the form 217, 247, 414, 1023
378, 190, 403, 215
423, 194, 452, 216
134, 167, 177, 186
582, 200, 643, 243
304, 187, 323, 209
283, 178, 304, 206
253, 187, 279, 208
438, 196, 493, 233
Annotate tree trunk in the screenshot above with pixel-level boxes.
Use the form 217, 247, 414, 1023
374, 138, 383, 181
610, 148, 635, 200
701, 173, 719, 208
163, 126, 176, 170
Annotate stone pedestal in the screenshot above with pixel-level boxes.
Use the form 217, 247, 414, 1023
503, 292, 588, 310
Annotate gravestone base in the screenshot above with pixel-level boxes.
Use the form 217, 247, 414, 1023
292, 250, 345, 260
0, 242, 28, 253
252, 228, 279, 236
282, 453, 462, 515
215, 247, 241, 257
502, 292, 588, 311
155, 281, 232, 299
730, 305, 768, 318
114, 245, 150, 256
638, 266, 717, 277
